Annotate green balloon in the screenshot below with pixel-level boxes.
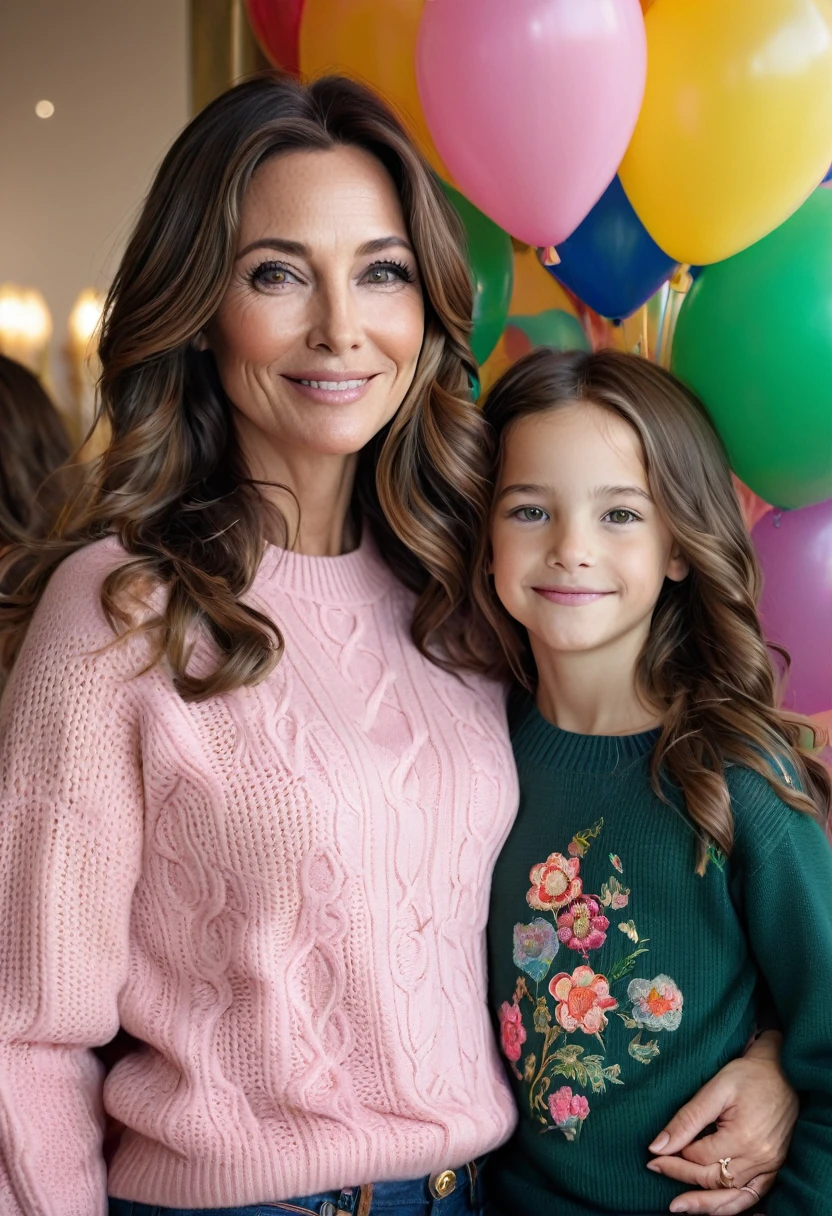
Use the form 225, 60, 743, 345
509, 309, 591, 353
672, 188, 832, 509
440, 180, 513, 365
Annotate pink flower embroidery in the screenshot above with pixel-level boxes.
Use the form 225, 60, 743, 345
549, 965, 618, 1035
557, 898, 610, 956
498, 1000, 527, 1062
548, 1085, 590, 1140
527, 853, 582, 912
628, 975, 684, 1031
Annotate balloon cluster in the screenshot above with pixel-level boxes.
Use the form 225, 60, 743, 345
247, 0, 832, 728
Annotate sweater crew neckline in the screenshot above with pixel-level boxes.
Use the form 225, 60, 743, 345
517, 701, 660, 774
257, 529, 396, 604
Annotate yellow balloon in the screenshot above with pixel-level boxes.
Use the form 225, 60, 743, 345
619, 0, 832, 264
299, 0, 449, 178
510, 247, 577, 318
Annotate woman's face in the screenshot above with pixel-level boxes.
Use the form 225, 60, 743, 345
206, 145, 425, 466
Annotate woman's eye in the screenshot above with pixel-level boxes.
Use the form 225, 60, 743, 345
363, 260, 414, 286
604, 509, 640, 525
249, 261, 299, 289
512, 506, 548, 523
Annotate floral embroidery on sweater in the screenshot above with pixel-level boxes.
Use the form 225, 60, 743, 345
500, 819, 684, 1138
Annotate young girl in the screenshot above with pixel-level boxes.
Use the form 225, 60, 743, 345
470, 349, 832, 1216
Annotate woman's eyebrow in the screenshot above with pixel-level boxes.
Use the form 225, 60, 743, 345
235, 235, 414, 261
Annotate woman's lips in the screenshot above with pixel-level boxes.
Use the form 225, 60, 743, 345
282, 372, 378, 405
533, 587, 614, 606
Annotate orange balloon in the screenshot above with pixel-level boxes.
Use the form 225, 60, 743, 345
478, 333, 515, 394
299, 0, 449, 177
510, 247, 577, 318
640, 0, 658, 11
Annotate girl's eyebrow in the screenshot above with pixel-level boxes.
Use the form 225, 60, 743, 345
596, 484, 652, 500
495, 482, 549, 500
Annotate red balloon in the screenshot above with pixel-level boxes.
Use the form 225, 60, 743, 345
245, 0, 305, 74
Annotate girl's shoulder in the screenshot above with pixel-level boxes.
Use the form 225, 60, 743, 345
725, 756, 826, 872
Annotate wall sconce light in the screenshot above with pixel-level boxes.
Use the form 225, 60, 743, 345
0, 283, 53, 378
66, 287, 106, 446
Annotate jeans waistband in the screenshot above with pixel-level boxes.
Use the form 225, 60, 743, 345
109, 1158, 484, 1216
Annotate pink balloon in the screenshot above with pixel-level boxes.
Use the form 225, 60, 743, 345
752, 500, 832, 715
416, 0, 647, 246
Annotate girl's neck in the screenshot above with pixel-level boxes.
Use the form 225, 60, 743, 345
531, 637, 664, 737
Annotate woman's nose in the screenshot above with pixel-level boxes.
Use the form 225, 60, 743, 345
307, 279, 364, 354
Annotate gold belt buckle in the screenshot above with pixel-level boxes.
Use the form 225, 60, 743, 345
428, 1169, 457, 1199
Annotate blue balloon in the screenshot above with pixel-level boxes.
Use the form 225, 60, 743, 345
543, 176, 678, 320
824, 163, 832, 183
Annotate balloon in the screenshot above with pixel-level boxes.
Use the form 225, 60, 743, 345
439, 182, 513, 364
478, 332, 514, 394
246, 0, 305, 73
824, 164, 832, 184
672, 188, 832, 508
299, 0, 448, 176
416, 0, 647, 245
505, 310, 591, 357
752, 500, 832, 715
544, 176, 678, 319
511, 246, 577, 318
732, 474, 772, 533
620, 0, 832, 264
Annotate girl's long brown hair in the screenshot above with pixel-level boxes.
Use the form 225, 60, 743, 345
469, 347, 830, 871
0, 72, 492, 697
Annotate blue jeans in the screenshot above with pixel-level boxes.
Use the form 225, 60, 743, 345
109, 1162, 484, 1216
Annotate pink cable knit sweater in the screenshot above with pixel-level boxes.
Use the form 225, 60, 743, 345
0, 535, 519, 1215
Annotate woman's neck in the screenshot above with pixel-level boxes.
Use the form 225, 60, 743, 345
237, 422, 360, 557
531, 635, 664, 737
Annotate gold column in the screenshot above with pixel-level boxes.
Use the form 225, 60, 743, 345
190, 0, 270, 115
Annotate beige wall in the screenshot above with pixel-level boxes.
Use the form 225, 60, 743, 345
0, 0, 189, 404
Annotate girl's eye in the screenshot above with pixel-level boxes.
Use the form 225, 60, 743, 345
511, 506, 549, 523
604, 508, 641, 525
248, 261, 299, 289
363, 260, 415, 286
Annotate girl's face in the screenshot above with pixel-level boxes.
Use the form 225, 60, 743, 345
206, 144, 425, 464
490, 401, 689, 663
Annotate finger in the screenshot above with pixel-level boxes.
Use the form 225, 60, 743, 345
649, 1076, 730, 1155
680, 1128, 775, 1171
649, 1156, 725, 1189
666, 1173, 776, 1215
650, 1156, 755, 1191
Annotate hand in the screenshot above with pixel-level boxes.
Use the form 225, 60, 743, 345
646, 1032, 797, 1213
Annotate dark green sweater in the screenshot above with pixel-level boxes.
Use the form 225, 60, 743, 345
486, 701, 832, 1215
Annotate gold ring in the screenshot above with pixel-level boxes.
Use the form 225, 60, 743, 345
718, 1157, 736, 1189
741, 1184, 761, 1201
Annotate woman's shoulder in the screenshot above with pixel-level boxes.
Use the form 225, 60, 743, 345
21, 537, 156, 679
35, 536, 130, 627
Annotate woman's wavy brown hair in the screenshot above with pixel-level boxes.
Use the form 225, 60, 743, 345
0, 72, 492, 697
469, 347, 830, 872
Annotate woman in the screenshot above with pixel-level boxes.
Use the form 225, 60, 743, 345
0, 73, 794, 1216
0, 354, 71, 551
0, 354, 72, 692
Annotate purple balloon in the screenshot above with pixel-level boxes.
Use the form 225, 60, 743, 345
752, 499, 832, 715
